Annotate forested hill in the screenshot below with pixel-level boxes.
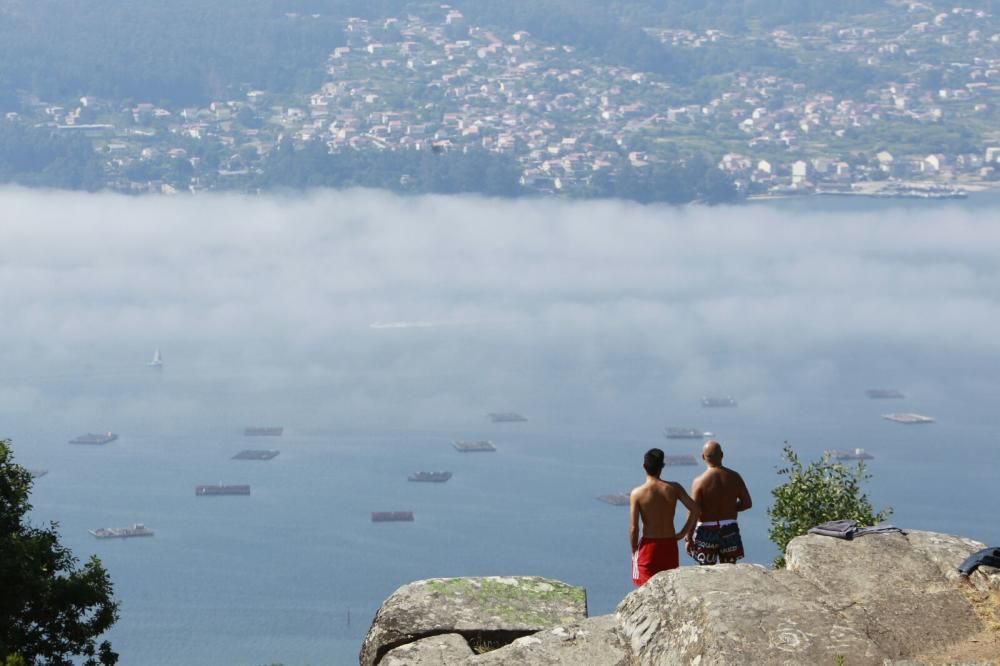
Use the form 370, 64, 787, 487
0, 0, 401, 107
0, 0, 962, 107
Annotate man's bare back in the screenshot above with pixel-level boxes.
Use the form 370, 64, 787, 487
630, 478, 698, 553
631, 479, 685, 537
691, 466, 752, 522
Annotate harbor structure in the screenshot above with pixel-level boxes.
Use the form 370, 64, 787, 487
371, 511, 414, 522
866, 389, 904, 399
453, 440, 496, 452
244, 426, 283, 436
882, 413, 934, 424
408, 471, 452, 482
69, 432, 118, 445
196, 484, 251, 495
232, 449, 280, 460
89, 523, 154, 539
702, 396, 738, 408
488, 412, 527, 422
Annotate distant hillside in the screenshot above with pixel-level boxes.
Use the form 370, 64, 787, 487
0, 0, 397, 106
0, 0, 969, 107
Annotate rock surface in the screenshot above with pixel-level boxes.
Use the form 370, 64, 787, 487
469, 615, 629, 665
359, 576, 587, 666
380, 633, 474, 666
616, 563, 884, 665
904, 530, 1000, 593
785, 530, 985, 660
362, 530, 1000, 665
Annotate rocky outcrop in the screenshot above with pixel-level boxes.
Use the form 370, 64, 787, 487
361, 530, 1000, 665
785, 530, 984, 660
616, 563, 884, 664
359, 576, 587, 666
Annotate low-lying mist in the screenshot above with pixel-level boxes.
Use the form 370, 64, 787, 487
1, 187, 997, 434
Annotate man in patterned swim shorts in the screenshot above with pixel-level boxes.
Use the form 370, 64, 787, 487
686, 441, 752, 565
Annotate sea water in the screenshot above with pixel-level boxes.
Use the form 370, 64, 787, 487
13, 387, 1000, 665
5, 192, 1000, 665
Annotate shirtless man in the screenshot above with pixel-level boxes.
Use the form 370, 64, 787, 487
630, 448, 700, 586
686, 440, 752, 565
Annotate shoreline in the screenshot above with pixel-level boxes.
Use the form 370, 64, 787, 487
747, 178, 1000, 202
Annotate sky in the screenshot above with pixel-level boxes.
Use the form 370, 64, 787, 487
1, 186, 998, 435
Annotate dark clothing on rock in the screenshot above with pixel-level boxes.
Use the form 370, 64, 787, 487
808, 520, 904, 540
958, 547, 1000, 578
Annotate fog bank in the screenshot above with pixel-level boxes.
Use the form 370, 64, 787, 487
1, 188, 997, 432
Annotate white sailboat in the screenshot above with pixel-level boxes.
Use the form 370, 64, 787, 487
148, 347, 163, 368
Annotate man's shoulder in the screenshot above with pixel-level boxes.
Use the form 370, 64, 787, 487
721, 466, 744, 480
656, 479, 687, 498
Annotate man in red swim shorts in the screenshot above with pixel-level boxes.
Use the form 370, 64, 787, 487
630, 448, 700, 586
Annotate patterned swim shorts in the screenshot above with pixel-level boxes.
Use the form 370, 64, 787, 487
686, 521, 744, 565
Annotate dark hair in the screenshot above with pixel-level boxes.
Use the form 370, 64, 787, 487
643, 448, 665, 476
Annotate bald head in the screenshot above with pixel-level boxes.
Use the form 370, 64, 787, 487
703, 440, 723, 466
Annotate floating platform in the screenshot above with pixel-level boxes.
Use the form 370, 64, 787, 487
701, 397, 737, 408
882, 413, 934, 424
826, 448, 874, 461
232, 449, 280, 460
244, 426, 283, 436
597, 493, 629, 506
408, 471, 452, 482
665, 454, 698, 466
453, 440, 496, 452
196, 484, 250, 496
372, 511, 414, 522
664, 427, 707, 439
866, 389, 904, 399
69, 432, 118, 445
89, 523, 153, 539
488, 412, 527, 423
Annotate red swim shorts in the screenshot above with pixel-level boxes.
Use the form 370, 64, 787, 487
632, 537, 679, 586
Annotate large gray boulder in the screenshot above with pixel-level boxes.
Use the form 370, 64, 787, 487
359, 576, 587, 666
362, 530, 1000, 665
786, 530, 996, 662
903, 530, 1000, 593
616, 563, 885, 665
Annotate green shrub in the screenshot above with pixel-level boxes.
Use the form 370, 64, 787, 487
768, 443, 891, 568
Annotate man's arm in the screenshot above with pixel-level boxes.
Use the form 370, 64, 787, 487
674, 484, 701, 540
629, 490, 641, 554
687, 476, 703, 542
735, 473, 752, 513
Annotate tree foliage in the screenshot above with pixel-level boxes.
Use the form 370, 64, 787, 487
590, 156, 739, 204
0, 124, 104, 191
257, 139, 524, 197
0, 1, 384, 106
451, 0, 878, 85
767, 443, 892, 568
0, 1, 901, 110
0, 440, 119, 665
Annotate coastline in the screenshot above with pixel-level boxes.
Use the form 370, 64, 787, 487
747, 177, 1000, 202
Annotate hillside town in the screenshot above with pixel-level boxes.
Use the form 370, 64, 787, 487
6, 2, 1000, 199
